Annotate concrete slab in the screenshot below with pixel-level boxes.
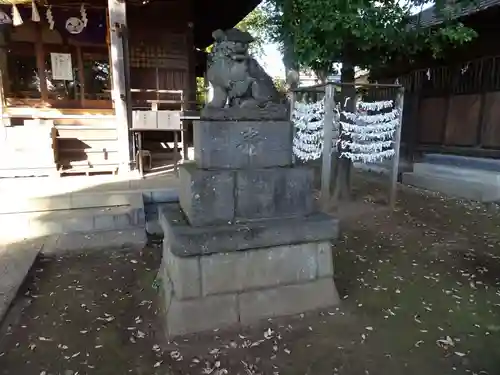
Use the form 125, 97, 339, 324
422, 154, 500, 172
0, 239, 44, 322
402, 171, 500, 202
0, 192, 145, 214
0, 172, 179, 198
0, 205, 145, 241
41, 228, 147, 255
412, 163, 500, 184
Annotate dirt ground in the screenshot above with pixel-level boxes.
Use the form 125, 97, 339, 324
1, 172, 500, 375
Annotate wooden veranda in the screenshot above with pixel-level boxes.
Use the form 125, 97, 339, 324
0, 0, 260, 178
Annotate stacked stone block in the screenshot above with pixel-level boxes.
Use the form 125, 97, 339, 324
159, 120, 340, 337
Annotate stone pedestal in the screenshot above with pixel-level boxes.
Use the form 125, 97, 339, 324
159, 119, 340, 338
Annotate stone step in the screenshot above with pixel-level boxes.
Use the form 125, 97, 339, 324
0, 239, 44, 322
41, 228, 147, 255
0, 188, 180, 215
402, 171, 500, 202
412, 163, 500, 184
421, 153, 500, 172
0, 191, 142, 214
0, 205, 145, 242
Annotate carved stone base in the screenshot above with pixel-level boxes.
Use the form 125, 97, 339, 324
158, 203, 338, 257
193, 120, 292, 169
178, 164, 315, 226
159, 238, 340, 337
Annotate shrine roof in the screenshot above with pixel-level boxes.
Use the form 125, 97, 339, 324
192, 0, 261, 48
410, 0, 500, 28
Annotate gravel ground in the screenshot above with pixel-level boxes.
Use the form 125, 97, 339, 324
1, 172, 500, 375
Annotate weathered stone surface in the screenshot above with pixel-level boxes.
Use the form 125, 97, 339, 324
193, 121, 292, 169
238, 278, 340, 324
236, 167, 314, 219
200, 242, 325, 296
178, 163, 235, 226
162, 242, 201, 299
163, 293, 238, 336
201, 104, 289, 121
317, 242, 334, 278
159, 203, 339, 257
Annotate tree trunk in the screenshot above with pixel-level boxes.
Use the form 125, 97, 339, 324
333, 62, 355, 202
283, 36, 299, 90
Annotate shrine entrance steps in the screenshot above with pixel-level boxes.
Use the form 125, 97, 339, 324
402, 154, 500, 202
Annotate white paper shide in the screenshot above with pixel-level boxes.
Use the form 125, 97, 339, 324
292, 97, 399, 164
340, 100, 399, 163
292, 98, 325, 161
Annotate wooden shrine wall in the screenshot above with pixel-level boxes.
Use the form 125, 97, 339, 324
127, 0, 195, 109
417, 93, 500, 149
416, 92, 500, 149
394, 52, 500, 156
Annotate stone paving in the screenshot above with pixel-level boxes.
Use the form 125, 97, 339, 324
0, 171, 180, 322
0, 238, 44, 322
0, 171, 179, 198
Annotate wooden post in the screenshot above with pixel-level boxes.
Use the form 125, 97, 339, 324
289, 90, 296, 164
108, 0, 131, 173
0, 69, 4, 128
407, 92, 420, 162
76, 45, 85, 107
34, 24, 48, 101
320, 83, 335, 209
390, 87, 404, 208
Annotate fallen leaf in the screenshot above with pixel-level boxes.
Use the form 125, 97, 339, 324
264, 328, 274, 339
170, 350, 183, 361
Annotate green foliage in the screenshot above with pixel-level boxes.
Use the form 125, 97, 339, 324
265, 0, 478, 72
273, 77, 287, 93
236, 4, 270, 57
196, 77, 207, 107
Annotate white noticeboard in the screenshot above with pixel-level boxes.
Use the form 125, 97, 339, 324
50, 53, 73, 81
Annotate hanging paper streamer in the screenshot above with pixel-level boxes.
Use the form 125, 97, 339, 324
80, 3, 87, 26
339, 100, 399, 163
292, 98, 325, 161
357, 100, 393, 111
11, 4, 22, 26
46, 5, 54, 29
0, 9, 12, 26
31, 0, 40, 22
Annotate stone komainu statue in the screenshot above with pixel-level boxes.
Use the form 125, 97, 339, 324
205, 28, 284, 112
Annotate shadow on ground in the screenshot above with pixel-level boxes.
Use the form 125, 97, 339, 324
1, 172, 500, 375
